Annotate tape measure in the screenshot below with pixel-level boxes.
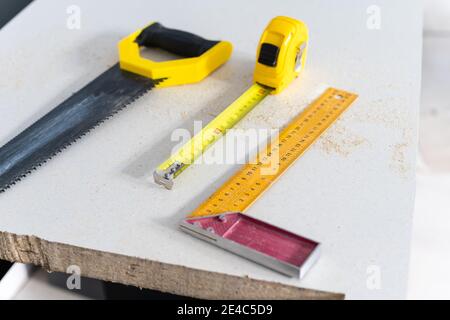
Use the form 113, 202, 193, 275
180, 88, 358, 277
154, 16, 309, 189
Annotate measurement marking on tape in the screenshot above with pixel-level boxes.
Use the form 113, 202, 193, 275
154, 84, 272, 189
189, 88, 358, 218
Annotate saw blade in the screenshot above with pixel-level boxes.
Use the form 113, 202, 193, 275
0, 63, 162, 193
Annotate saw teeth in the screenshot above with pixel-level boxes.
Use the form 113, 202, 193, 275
0, 76, 163, 195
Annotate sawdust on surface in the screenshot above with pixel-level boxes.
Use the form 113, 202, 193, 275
318, 123, 368, 157
180, 110, 189, 120
390, 142, 410, 178
350, 95, 409, 130
349, 91, 416, 178
388, 126, 414, 178
248, 93, 316, 129
179, 81, 415, 169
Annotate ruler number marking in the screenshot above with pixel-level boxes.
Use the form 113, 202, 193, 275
191, 89, 357, 217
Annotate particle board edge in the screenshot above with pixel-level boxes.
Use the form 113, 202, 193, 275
0, 231, 344, 300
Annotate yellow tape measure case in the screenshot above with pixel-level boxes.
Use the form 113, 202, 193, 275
254, 16, 309, 94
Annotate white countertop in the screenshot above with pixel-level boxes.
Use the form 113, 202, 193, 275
0, 0, 422, 299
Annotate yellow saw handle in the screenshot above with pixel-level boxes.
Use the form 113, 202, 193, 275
118, 22, 233, 87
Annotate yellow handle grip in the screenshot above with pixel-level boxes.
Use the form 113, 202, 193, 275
118, 23, 233, 88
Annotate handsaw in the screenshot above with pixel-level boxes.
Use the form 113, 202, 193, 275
154, 16, 309, 189
0, 22, 232, 192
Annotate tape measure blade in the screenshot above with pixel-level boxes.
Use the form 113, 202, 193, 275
155, 84, 271, 186
190, 88, 358, 218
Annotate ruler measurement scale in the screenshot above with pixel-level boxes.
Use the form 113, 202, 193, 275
182, 88, 358, 277
191, 88, 358, 218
